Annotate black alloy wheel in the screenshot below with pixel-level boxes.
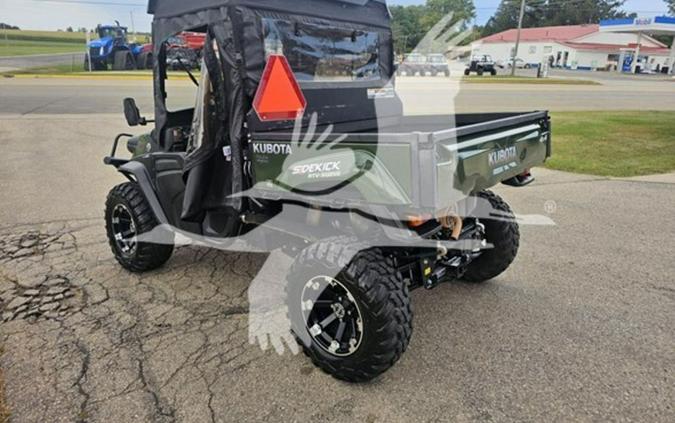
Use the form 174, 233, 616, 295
300, 275, 364, 357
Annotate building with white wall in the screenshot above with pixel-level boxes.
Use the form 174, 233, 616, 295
471, 22, 673, 72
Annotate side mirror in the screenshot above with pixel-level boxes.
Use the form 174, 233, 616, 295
123, 98, 144, 126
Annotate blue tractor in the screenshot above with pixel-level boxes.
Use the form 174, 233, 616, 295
85, 22, 153, 71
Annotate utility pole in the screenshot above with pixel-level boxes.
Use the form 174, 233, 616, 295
511, 0, 526, 77
631, 31, 642, 74
129, 11, 136, 42
86, 31, 92, 72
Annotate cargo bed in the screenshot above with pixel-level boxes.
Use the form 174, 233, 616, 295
249, 111, 551, 212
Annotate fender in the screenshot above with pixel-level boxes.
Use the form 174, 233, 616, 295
118, 161, 170, 224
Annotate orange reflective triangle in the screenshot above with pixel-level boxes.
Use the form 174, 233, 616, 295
253, 54, 307, 121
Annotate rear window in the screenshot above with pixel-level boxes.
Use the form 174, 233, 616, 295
263, 18, 380, 82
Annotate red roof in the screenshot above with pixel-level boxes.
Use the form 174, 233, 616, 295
559, 41, 671, 54
480, 24, 599, 43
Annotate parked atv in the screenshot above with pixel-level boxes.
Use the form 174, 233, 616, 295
465, 54, 497, 76
104, 0, 551, 382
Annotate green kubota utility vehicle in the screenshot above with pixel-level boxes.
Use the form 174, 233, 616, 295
104, 0, 551, 382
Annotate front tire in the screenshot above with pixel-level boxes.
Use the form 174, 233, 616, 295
462, 191, 520, 283
105, 183, 173, 272
287, 237, 413, 383
84, 57, 105, 71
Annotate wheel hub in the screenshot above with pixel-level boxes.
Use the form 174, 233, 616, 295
111, 204, 137, 256
331, 302, 346, 320
300, 276, 363, 357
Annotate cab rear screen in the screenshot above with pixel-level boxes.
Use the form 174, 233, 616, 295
263, 18, 381, 83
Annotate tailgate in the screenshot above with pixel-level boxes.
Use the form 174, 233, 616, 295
433, 112, 551, 207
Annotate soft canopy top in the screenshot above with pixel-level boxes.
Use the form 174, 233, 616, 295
148, 0, 391, 28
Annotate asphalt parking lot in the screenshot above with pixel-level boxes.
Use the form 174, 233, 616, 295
0, 78, 674, 422
2, 73, 675, 115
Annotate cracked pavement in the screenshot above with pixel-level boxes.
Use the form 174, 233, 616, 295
0, 112, 674, 422
1, 218, 269, 422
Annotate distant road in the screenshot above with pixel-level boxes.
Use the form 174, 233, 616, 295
1, 76, 674, 116
0, 52, 84, 73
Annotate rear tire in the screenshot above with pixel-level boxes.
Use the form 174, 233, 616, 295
462, 191, 520, 283
464, 69, 470, 76
287, 236, 413, 383
112, 50, 136, 71
105, 183, 173, 273
137, 52, 153, 69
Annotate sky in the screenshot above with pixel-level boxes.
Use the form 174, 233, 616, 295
0, 0, 671, 33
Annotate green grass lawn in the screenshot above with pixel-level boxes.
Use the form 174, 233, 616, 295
1, 29, 86, 43
0, 29, 149, 57
462, 76, 600, 85
0, 39, 83, 57
546, 111, 675, 177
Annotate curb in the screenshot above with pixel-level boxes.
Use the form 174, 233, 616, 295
2, 73, 193, 81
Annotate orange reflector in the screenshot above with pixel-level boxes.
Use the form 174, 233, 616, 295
253, 54, 307, 122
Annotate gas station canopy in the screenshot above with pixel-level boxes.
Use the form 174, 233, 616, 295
600, 16, 675, 75
600, 16, 675, 36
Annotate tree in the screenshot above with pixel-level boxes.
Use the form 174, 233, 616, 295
391, 0, 477, 54
424, 0, 477, 29
543, 0, 630, 26
391, 4, 429, 54
665, 0, 675, 15
66, 26, 74, 32
482, 0, 632, 36
482, 0, 544, 36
